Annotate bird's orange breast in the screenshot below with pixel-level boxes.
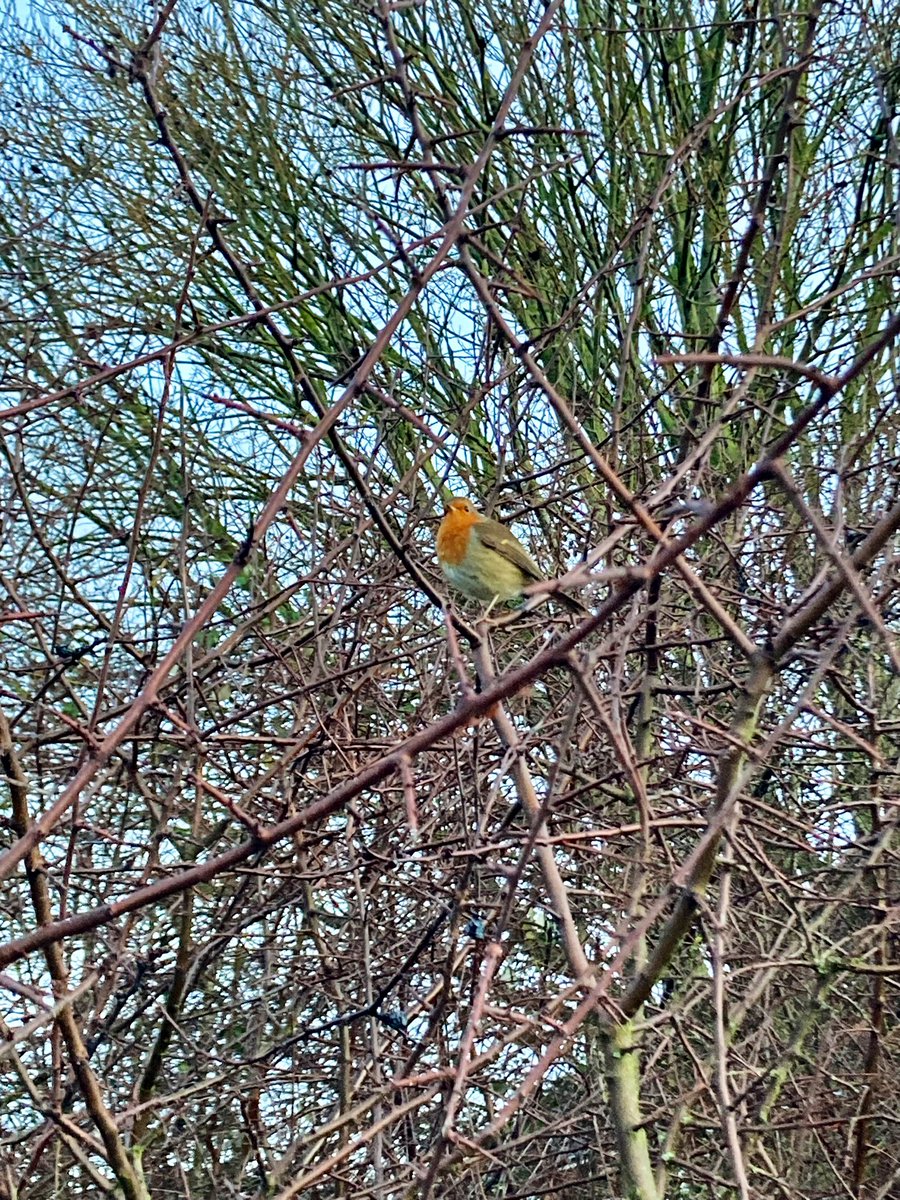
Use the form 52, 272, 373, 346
436, 508, 479, 567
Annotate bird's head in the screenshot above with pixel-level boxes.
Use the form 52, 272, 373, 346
444, 497, 479, 516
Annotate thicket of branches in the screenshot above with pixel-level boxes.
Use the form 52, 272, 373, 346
1, 0, 898, 1197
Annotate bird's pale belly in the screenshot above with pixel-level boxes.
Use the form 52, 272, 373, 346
441, 556, 524, 603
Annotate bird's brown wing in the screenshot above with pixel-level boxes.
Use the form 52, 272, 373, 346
478, 517, 589, 613
476, 518, 543, 581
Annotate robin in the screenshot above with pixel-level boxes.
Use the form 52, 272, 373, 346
436, 497, 586, 612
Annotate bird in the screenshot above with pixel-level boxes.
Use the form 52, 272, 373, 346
435, 496, 586, 612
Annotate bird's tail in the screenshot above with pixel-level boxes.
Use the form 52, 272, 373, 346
557, 590, 589, 615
